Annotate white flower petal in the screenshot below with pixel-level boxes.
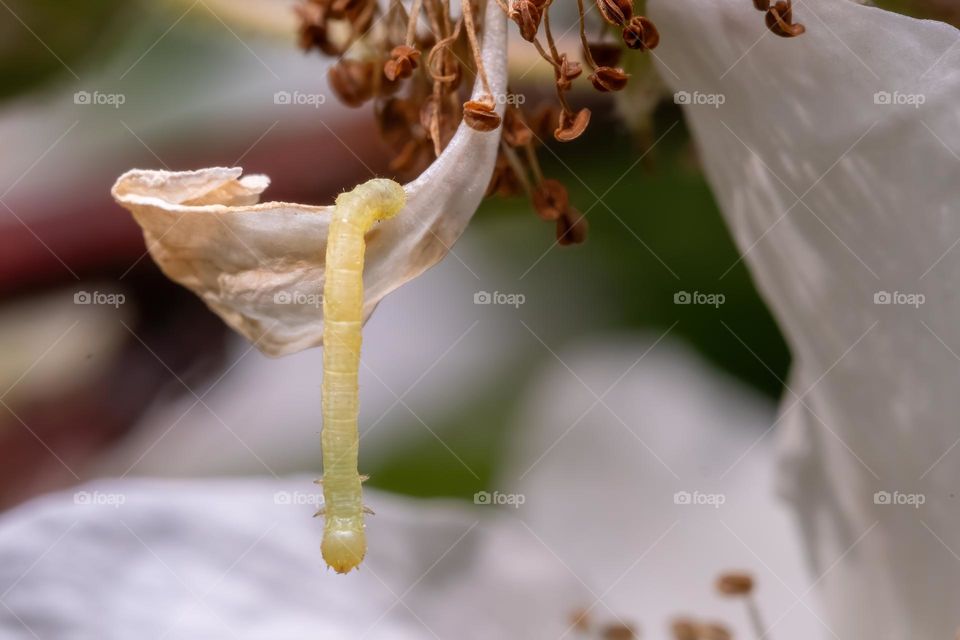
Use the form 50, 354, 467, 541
0, 478, 584, 639
650, 0, 960, 635
501, 337, 817, 635
112, 3, 507, 358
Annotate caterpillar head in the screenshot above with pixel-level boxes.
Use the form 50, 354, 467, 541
335, 179, 406, 226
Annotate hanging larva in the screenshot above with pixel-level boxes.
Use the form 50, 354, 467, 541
318, 178, 406, 573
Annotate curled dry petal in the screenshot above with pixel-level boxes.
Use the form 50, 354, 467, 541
554, 107, 591, 142
622, 16, 660, 50
111, 3, 507, 358
589, 66, 629, 92
462, 99, 503, 132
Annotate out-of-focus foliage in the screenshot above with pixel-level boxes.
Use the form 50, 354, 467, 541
0, 0, 126, 98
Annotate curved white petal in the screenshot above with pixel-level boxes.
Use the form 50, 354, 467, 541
0, 478, 585, 638
112, 3, 507, 358
500, 337, 817, 636
650, 0, 960, 636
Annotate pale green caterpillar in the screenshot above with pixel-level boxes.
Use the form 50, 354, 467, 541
319, 178, 405, 573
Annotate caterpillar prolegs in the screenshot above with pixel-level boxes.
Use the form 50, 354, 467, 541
319, 178, 405, 573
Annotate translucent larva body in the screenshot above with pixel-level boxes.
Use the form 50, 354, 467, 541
320, 179, 405, 573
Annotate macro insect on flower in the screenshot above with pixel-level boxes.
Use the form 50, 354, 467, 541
111, 0, 802, 573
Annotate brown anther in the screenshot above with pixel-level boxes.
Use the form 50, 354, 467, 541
589, 66, 629, 92
328, 59, 375, 107
509, 0, 544, 42
463, 99, 502, 132
554, 107, 591, 142
330, 0, 374, 30
557, 208, 588, 245
595, 0, 633, 26
532, 179, 568, 221
670, 618, 698, 640
716, 572, 754, 596
753, 0, 771, 9
600, 623, 637, 640
531, 105, 559, 141
622, 16, 660, 50
766, 0, 805, 37
296, 2, 341, 56
698, 623, 733, 640
503, 108, 534, 147
557, 54, 583, 92
568, 608, 592, 632
486, 152, 524, 197
383, 45, 421, 81
588, 42, 623, 68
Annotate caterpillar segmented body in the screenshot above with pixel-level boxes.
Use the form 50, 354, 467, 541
320, 178, 405, 573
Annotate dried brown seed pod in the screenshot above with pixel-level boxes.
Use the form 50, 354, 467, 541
698, 623, 733, 640
328, 59, 375, 107
596, 0, 633, 26
463, 99, 502, 132
557, 208, 588, 245
600, 623, 637, 640
509, 0, 544, 42
670, 618, 698, 640
532, 179, 568, 221
383, 45, 421, 81
296, 2, 343, 56
588, 42, 623, 68
557, 54, 583, 92
716, 572, 754, 595
716, 572, 753, 596
622, 16, 660, 50
502, 108, 534, 147
568, 608, 592, 632
530, 105, 558, 142
766, 0, 806, 37
486, 152, 524, 197
589, 66, 629, 92
554, 107, 591, 142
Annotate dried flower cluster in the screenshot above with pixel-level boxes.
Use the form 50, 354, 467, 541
296, 0, 660, 246
752, 0, 805, 37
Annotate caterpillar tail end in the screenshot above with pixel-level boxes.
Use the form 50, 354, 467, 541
321, 527, 367, 574
335, 178, 406, 223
